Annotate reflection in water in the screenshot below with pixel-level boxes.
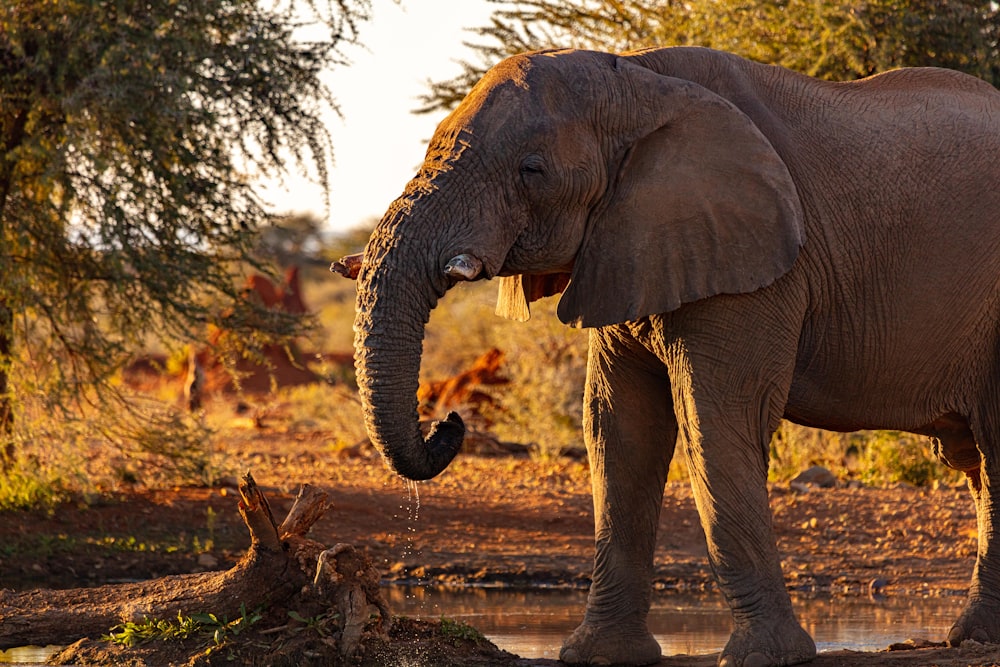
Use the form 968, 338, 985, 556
0, 646, 61, 664
386, 586, 967, 660
0, 590, 968, 663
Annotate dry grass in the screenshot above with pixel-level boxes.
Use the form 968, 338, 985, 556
0, 264, 965, 509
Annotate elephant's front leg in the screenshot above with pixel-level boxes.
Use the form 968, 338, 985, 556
669, 336, 815, 667
948, 443, 1000, 645
560, 327, 675, 666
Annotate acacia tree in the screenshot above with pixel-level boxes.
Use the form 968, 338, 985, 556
0, 0, 369, 456
419, 0, 999, 114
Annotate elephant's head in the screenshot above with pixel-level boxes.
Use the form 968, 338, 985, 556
350, 48, 803, 481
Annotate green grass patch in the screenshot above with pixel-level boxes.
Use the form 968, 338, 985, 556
439, 617, 486, 642
104, 605, 263, 648
0, 463, 68, 511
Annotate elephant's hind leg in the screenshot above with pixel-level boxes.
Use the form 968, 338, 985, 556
947, 408, 1000, 645
560, 327, 672, 666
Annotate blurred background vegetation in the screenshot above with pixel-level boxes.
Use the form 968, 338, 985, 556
420, 0, 999, 113
1, 0, 986, 508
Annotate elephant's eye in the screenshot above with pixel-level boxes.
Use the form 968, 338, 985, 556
519, 155, 546, 178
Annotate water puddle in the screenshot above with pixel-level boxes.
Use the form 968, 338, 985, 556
0, 645, 61, 664
386, 586, 967, 659
2, 588, 967, 663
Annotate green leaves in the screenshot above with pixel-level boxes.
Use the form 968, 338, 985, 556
420, 0, 999, 114
104, 604, 264, 647
0, 0, 370, 444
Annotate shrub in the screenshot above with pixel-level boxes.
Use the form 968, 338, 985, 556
768, 422, 964, 487
424, 283, 588, 457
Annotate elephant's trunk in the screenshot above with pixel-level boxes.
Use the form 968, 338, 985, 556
351, 206, 466, 481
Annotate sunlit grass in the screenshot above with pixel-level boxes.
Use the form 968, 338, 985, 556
0, 263, 971, 508
0, 461, 68, 511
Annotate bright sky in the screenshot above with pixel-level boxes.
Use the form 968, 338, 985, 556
261, 0, 496, 234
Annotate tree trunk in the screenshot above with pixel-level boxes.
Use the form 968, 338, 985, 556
0, 108, 28, 465
0, 473, 390, 659
0, 298, 13, 467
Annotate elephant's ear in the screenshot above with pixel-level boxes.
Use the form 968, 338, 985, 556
557, 62, 804, 328
496, 273, 572, 321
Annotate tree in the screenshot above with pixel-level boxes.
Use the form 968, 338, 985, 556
419, 0, 999, 114
0, 0, 370, 455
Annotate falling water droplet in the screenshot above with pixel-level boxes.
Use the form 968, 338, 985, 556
409, 479, 421, 522
398, 477, 425, 608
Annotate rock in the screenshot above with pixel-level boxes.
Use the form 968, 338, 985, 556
197, 553, 219, 569
790, 465, 838, 488
887, 638, 943, 651
789, 481, 811, 494
868, 576, 888, 597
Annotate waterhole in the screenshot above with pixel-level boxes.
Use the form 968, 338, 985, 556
1, 587, 968, 663
0, 646, 61, 664
386, 586, 967, 659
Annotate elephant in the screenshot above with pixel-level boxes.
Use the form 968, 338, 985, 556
343, 45, 1000, 667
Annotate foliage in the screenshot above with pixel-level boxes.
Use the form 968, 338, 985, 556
853, 430, 963, 487
0, 458, 67, 510
287, 609, 335, 636
104, 604, 263, 648
255, 212, 330, 268
275, 382, 369, 445
439, 616, 486, 642
0, 258, 967, 504
768, 422, 963, 487
423, 281, 587, 457
127, 408, 224, 485
419, 0, 999, 114
0, 0, 371, 454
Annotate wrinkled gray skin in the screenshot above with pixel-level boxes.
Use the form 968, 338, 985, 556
352, 46, 1000, 666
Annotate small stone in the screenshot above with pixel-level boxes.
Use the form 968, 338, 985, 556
789, 481, 811, 494
197, 553, 219, 568
214, 475, 240, 489
790, 465, 838, 488
886, 638, 943, 651
868, 577, 888, 596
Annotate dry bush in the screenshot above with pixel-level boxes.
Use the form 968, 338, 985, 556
3, 264, 964, 505
305, 265, 359, 356
424, 283, 588, 457
273, 382, 369, 447
767, 422, 964, 487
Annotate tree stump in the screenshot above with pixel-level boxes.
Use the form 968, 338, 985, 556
0, 473, 390, 662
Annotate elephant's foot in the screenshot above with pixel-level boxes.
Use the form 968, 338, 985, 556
948, 597, 1000, 645
559, 621, 662, 666
719, 616, 816, 667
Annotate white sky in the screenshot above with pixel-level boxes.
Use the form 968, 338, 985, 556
261, 0, 496, 234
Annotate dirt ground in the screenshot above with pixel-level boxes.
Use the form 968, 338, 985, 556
3, 424, 1000, 666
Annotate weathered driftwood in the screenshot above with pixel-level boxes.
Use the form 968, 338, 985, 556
0, 473, 389, 657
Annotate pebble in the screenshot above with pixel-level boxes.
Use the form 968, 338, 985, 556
790, 465, 838, 488
197, 553, 219, 568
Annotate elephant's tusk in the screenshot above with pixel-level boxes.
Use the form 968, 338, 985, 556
331, 252, 364, 280
444, 254, 483, 281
